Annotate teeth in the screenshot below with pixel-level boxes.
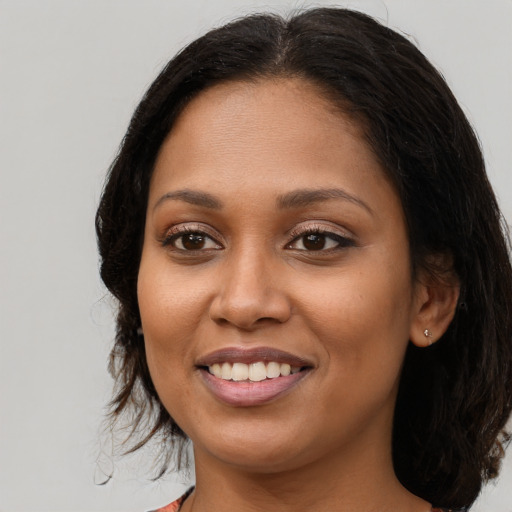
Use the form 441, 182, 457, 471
266, 361, 281, 378
221, 362, 231, 380
280, 363, 291, 376
208, 361, 302, 382
231, 362, 249, 381
249, 362, 267, 381
211, 363, 222, 378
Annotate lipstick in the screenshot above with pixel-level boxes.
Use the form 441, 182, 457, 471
196, 347, 313, 407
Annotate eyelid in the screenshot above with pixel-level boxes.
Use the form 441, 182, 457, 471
161, 223, 223, 248
159, 221, 354, 251
286, 222, 356, 250
287, 221, 354, 241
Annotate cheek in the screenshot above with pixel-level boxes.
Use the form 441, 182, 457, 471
138, 271, 200, 422
137, 257, 206, 385
138, 254, 207, 335
298, 260, 414, 373
304, 269, 413, 431
301, 262, 412, 328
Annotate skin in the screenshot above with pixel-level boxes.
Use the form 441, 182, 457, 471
138, 78, 457, 512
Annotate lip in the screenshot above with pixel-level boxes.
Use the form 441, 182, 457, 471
195, 346, 314, 407
199, 367, 311, 407
196, 346, 313, 367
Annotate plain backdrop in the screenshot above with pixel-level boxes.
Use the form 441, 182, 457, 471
1, 1, 511, 511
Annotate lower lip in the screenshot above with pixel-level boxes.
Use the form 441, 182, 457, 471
199, 369, 310, 407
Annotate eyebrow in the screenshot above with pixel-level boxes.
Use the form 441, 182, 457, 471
153, 189, 223, 211
153, 187, 372, 214
276, 188, 373, 214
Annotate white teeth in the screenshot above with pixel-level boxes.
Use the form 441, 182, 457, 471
280, 363, 291, 376
266, 361, 281, 379
208, 361, 302, 382
249, 362, 267, 382
231, 362, 249, 381
210, 363, 222, 378
221, 362, 231, 380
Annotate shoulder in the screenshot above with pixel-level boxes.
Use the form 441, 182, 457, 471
148, 487, 194, 512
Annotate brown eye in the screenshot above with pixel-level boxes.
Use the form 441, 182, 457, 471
181, 233, 206, 250
287, 230, 353, 252
302, 233, 326, 251
164, 230, 221, 251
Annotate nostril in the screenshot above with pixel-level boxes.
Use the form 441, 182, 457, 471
256, 316, 284, 325
208, 287, 292, 329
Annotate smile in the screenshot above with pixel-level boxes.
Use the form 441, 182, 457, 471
196, 347, 313, 406
208, 361, 302, 382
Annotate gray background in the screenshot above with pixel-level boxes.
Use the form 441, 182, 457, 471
1, 1, 511, 510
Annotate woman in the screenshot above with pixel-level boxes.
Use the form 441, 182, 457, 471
96, 8, 512, 512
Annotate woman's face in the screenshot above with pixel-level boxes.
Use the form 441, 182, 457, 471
138, 78, 426, 473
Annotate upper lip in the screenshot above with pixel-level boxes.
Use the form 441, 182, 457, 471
196, 347, 314, 368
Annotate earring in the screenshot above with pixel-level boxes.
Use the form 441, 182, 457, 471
423, 329, 433, 345
137, 327, 144, 336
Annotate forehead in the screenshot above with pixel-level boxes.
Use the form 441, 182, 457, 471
151, 78, 388, 195
169, 77, 358, 137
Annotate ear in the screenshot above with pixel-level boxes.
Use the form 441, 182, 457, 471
409, 264, 460, 348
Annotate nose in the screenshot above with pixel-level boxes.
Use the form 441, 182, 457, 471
208, 249, 292, 331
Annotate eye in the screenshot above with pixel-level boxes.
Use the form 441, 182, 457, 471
287, 230, 353, 251
163, 227, 222, 251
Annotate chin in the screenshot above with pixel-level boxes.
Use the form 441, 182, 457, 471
204, 445, 310, 474
189, 423, 308, 473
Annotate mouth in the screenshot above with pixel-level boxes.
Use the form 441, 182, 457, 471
196, 347, 313, 406
205, 361, 303, 381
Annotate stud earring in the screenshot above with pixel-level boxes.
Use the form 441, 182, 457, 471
137, 327, 144, 336
423, 329, 433, 345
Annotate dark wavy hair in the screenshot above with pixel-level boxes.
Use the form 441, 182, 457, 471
95, 8, 512, 510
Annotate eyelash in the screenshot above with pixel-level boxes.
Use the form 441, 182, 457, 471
162, 225, 222, 251
161, 224, 354, 253
286, 226, 354, 252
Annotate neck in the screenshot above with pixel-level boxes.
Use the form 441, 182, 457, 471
183, 432, 431, 512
